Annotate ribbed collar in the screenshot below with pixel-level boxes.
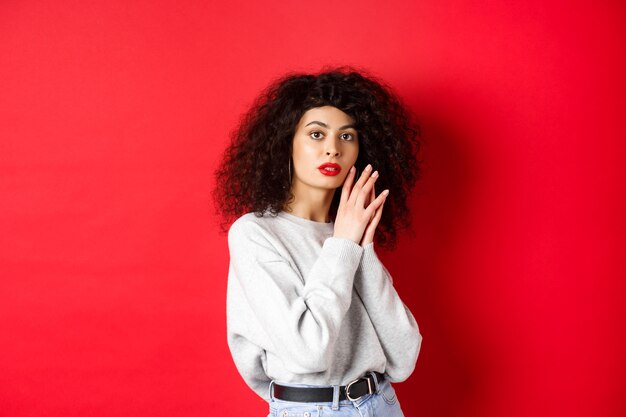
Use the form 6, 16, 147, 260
276, 210, 335, 234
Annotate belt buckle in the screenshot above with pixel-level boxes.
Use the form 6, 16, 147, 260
346, 376, 372, 401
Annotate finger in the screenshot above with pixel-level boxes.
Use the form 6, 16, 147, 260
340, 166, 357, 206
369, 185, 376, 220
372, 195, 385, 222
362, 195, 386, 244
364, 189, 389, 218
363, 178, 374, 206
371, 190, 386, 221
356, 170, 379, 208
348, 164, 373, 204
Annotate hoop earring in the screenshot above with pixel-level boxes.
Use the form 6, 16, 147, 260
288, 157, 292, 185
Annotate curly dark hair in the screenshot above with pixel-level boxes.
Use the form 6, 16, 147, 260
211, 65, 422, 250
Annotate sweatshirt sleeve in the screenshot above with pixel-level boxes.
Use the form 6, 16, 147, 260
355, 242, 422, 382
227, 219, 364, 374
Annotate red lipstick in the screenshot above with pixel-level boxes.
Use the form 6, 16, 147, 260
318, 163, 342, 176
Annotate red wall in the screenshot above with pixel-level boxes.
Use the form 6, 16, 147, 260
1, 1, 624, 416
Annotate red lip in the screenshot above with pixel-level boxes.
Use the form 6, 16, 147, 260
318, 163, 342, 176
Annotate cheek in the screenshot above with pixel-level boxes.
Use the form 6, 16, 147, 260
291, 140, 318, 167
349, 143, 359, 163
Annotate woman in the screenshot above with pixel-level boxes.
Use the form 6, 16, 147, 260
212, 67, 423, 416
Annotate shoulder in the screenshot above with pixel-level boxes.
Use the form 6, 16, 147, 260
228, 211, 276, 238
227, 211, 289, 262
228, 211, 285, 249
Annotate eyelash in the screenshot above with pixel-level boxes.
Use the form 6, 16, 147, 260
309, 131, 355, 141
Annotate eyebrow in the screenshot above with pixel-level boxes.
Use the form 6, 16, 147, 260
305, 121, 356, 130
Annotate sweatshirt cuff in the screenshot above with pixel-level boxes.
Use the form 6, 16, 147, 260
322, 237, 364, 269
360, 242, 379, 271
358, 242, 393, 284
306, 237, 364, 306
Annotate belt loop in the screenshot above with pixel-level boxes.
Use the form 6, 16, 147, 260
268, 380, 275, 401
369, 371, 380, 393
331, 384, 340, 410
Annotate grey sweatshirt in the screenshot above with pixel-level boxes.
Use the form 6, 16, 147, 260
226, 210, 422, 402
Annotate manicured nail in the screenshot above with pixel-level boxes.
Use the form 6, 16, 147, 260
350, 166, 355, 173
371, 171, 379, 178
382, 189, 389, 196
365, 164, 372, 171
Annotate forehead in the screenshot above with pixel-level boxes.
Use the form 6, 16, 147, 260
298, 106, 355, 126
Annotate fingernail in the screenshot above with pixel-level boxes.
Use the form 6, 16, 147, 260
382, 189, 389, 196
365, 164, 372, 171
371, 171, 379, 178
350, 166, 355, 173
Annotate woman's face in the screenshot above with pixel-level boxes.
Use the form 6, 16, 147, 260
291, 105, 359, 192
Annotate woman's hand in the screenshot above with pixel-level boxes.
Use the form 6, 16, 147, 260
333, 164, 389, 245
360, 181, 387, 247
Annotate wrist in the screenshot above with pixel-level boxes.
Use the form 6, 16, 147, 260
334, 233, 361, 245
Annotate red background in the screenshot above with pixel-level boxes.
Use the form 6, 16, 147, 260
1, 1, 625, 416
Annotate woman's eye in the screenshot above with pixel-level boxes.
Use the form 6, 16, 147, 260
341, 133, 354, 141
310, 131, 323, 140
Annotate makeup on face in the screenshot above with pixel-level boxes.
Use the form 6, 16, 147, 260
292, 106, 359, 186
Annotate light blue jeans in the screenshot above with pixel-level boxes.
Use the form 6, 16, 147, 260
267, 373, 405, 417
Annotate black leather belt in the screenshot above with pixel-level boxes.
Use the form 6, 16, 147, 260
272, 372, 385, 402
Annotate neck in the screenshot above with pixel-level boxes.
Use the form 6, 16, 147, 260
284, 180, 336, 223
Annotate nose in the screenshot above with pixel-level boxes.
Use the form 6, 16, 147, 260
325, 138, 340, 157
